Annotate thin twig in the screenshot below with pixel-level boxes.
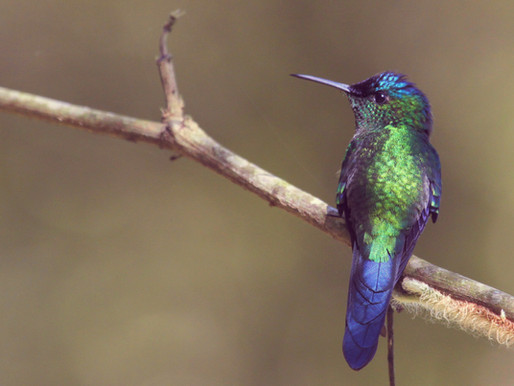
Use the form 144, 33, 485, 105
0, 87, 164, 145
387, 306, 395, 386
157, 10, 185, 120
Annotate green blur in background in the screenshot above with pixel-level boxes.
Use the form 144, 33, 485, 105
1, 1, 513, 385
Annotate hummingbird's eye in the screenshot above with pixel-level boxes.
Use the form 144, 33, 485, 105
374, 92, 388, 105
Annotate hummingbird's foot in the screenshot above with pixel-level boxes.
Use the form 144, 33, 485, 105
326, 206, 342, 218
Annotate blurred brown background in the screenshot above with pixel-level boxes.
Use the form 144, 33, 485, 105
1, 1, 513, 385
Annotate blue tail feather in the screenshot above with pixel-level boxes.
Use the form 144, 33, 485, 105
343, 245, 402, 370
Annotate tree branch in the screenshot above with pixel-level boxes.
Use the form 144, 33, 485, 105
0, 12, 512, 348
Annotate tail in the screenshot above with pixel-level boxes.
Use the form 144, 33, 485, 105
343, 245, 402, 370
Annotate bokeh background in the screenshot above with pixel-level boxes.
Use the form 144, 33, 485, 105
1, 1, 514, 385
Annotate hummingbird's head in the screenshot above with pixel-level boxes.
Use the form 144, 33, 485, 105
292, 72, 432, 135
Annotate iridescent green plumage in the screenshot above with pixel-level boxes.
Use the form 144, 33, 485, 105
293, 72, 441, 370
339, 125, 433, 264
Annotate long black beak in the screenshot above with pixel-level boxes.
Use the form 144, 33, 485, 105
291, 74, 351, 93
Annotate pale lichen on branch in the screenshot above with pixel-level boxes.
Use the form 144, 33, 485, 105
394, 278, 514, 347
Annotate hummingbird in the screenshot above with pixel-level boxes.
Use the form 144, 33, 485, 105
292, 72, 441, 370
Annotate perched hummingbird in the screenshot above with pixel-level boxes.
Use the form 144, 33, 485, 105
292, 72, 441, 370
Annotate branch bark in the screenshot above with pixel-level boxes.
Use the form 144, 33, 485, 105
0, 12, 512, 348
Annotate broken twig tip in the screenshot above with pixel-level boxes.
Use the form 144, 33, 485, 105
170, 9, 186, 20
164, 10, 186, 33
